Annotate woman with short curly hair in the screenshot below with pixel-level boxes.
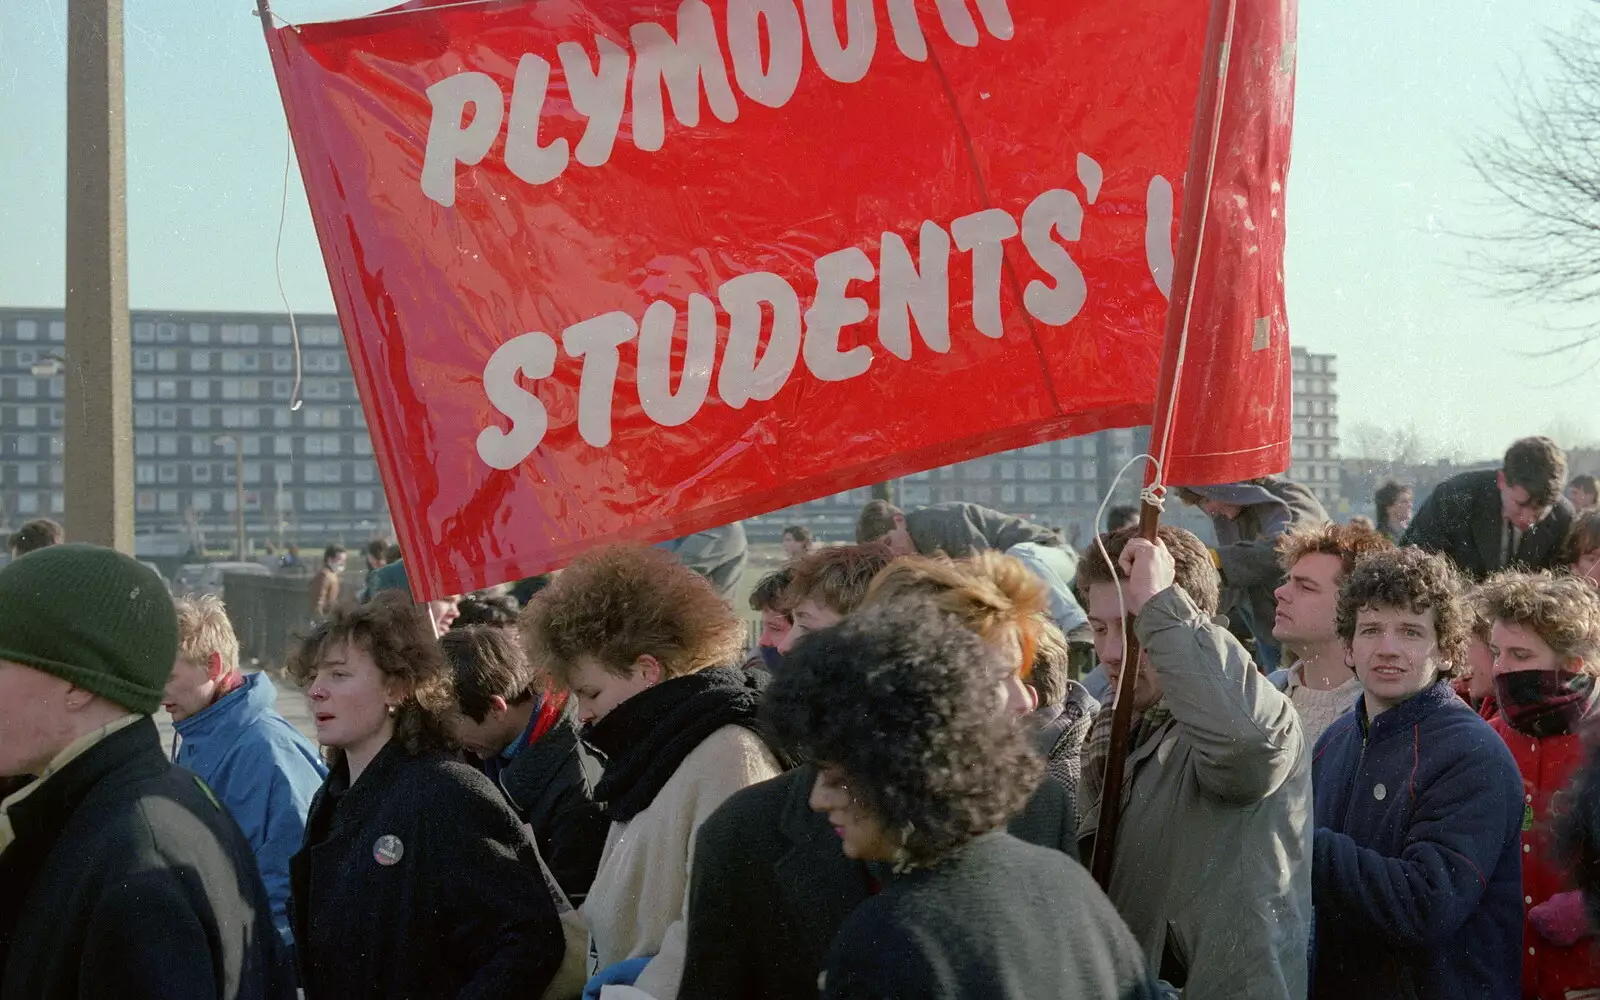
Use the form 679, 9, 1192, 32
285, 593, 563, 1000
765, 601, 1158, 1000
520, 545, 782, 1000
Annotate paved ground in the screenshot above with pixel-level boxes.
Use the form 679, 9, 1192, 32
155, 668, 318, 754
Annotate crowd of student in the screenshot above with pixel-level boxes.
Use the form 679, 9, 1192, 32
5, 434, 1600, 999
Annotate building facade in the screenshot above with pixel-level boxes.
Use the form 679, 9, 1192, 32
0, 307, 390, 556
1289, 347, 1341, 510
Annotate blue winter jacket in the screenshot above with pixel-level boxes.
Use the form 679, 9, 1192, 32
1310, 680, 1523, 1000
174, 671, 327, 946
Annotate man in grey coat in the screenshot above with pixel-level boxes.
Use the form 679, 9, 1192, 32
1077, 526, 1311, 1000
1176, 476, 1328, 670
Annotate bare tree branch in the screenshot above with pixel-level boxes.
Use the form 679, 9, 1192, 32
1467, 7, 1600, 342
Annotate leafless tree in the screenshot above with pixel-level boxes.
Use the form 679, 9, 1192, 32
1468, 8, 1600, 356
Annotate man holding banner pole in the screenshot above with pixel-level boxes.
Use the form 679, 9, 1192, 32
1077, 527, 1311, 999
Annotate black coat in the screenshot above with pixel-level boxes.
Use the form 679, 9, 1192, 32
677, 763, 1079, 1000
0, 717, 290, 1000
495, 718, 609, 905
821, 832, 1158, 1000
288, 743, 563, 1000
1402, 469, 1575, 580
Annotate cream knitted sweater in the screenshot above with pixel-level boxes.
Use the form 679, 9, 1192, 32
1281, 663, 1362, 746
582, 724, 781, 1000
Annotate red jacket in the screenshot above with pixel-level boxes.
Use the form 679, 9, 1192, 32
1490, 714, 1600, 999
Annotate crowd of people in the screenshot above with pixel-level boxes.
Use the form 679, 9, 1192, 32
7, 434, 1600, 999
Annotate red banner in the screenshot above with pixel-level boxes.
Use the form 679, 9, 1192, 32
1149, 0, 1296, 488
267, 0, 1247, 600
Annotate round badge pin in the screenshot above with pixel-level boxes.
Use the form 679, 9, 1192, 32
1373, 783, 1387, 802
373, 834, 404, 866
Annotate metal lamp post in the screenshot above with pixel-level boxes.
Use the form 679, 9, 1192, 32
215, 435, 246, 559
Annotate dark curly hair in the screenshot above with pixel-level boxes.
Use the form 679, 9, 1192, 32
453, 592, 520, 628
522, 545, 745, 687
763, 600, 1042, 867
1336, 547, 1470, 675
285, 591, 456, 765
749, 568, 794, 614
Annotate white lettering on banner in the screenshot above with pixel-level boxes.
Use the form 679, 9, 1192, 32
637, 294, 717, 426
420, 0, 1017, 207
717, 271, 802, 408
630, 0, 741, 153
562, 312, 638, 448
476, 332, 557, 471
878, 221, 951, 360
803, 247, 877, 381
420, 72, 504, 208
474, 177, 1153, 472
1019, 189, 1088, 325
950, 208, 1020, 339
800, 0, 877, 84
726, 0, 804, 108
505, 55, 569, 185
561, 37, 630, 167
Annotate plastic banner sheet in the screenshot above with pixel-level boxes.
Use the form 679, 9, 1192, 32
265, 0, 1287, 598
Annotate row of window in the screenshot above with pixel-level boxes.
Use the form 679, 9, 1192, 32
907, 459, 1102, 483
131, 488, 380, 515
130, 433, 368, 458
1294, 421, 1336, 440
1293, 441, 1337, 460
900, 483, 1091, 507
1293, 377, 1334, 396
1291, 352, 1335, 375
128, 321, 342, 347
133, 461, 376, 486
1, 319, 345, 347
133, 404, 350, 429
128, 349, 345, 375
133, 377, 346, 402
1293, 398, 1337, 418
1290, 463, 1340, 483
5, 492, 63, 516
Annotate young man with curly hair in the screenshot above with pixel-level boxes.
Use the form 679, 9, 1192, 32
1480, 572, 1600, 998
1269, 521, 1395, 743
1076, 528, 1310, 1000
677, 553, 1084, 1000
1311, 548, 1524, 1000
764, 601, 1158, 1000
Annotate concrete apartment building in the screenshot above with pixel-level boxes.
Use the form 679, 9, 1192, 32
0, 307, 390, 556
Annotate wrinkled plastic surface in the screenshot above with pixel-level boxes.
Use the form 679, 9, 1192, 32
265, 0, 1243, 599
1150, 0, 1297, 488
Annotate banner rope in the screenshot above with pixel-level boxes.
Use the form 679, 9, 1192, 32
1091, 453, 1167, 637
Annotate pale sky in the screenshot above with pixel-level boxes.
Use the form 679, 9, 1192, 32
1, 0, 1595, 462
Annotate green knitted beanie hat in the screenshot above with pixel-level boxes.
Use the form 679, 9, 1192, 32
0, 544, 178, 714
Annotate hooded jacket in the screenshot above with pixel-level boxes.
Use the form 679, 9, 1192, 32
903, 502, 1063, 558
173, 671, 326, 946
1183, 477, 1328, 653
1311, 681, 1524, 999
